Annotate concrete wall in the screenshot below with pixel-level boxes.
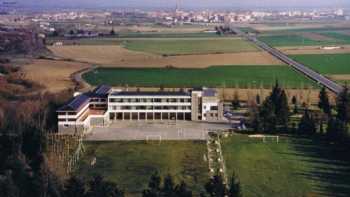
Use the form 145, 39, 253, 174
58, 124, 84, 134
90, 117, 105, 127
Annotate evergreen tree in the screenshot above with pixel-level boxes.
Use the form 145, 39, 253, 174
326, 118, 348, 142
228, 173, 242, 197
64, 176, 86, 197
298, 109, 317, 135
336, 86, 350, 123
256, 94, 261, 105
142, 173, 161, 197
162, 174, 175, 196
318, 87, 331, 116
292, 95, 298, 114
87, 175, 124, 197
232, 92, 240, 110
204, 175, 226, 197
259, 99, 277, 133
277, 90, 289, 129
174, 181, 192, 197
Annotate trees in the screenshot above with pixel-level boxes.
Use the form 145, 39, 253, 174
142, 173, 192, 197
228, 173, 242, 197
87, 175, 124, 197
204, 175, 226, 197
298, 109, 317, 136
64, 176, 86, 197
232, 92, 240, 110
255, 81, 290, 133
318, 87, 331, 116
336, 86, 350, 123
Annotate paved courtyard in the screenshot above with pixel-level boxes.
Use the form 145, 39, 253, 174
85, 121, 231, 141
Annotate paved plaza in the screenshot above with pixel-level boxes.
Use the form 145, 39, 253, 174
85, 121, 231, 141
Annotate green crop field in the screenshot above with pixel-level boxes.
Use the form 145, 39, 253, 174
83, 66, 314, 88
122, 38, 258, 55
222, 135, 350, 197
258, 34, 338, 47
118, 32, 220, 38
319, 32, 350, 44
290, 53, 350, 74
75, 141, 208, 195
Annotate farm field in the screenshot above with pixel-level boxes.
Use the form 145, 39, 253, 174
278, 45, 350, 55
22, 59, 90, 93
290, 53, 350, 83
122, 38, 258, 55
258, 34, 341, 47
75, 141, 208, 195
49, 45, 282, 67
222, 135, 350, 197
82, 66, 314, 88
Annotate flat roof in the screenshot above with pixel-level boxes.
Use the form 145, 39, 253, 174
110, 91, 191, 97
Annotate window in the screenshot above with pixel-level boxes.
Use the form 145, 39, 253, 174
210, 106, 218, 111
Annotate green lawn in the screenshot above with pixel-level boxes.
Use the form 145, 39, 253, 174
290, 53, 350, 75
83, 66, 314, 88
222, 135, 350, 197
75, 141, 208, 195
122, 38, 258, 55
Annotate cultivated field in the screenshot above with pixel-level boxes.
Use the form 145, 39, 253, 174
49, 45, 282, 67
258, 34, 339, 47
279, 45, 350, 55
76, 141, 208, 195
122, 38, 258, 55
82, 66, 314, 89
222, 135, 350, 197
290, 53, 350, 82
22, 59, 90, 93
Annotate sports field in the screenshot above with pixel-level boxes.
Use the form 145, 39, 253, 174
82, 66, 314, 88
222, 135, 350, 197
122, 38, 258, 55
75, 141, 208, 195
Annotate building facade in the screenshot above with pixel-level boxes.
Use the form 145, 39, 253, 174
57, 85, 224, 134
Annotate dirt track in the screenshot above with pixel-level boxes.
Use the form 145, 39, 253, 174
48, 45, 283, 68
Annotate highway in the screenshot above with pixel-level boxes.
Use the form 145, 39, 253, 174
233, 28, 344, 94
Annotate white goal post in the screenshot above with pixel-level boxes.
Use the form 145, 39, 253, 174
248, 134, 280, 143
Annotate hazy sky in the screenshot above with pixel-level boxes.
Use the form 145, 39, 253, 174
15, 0, 350, 8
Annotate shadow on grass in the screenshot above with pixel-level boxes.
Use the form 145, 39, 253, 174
280, 136, 350, 197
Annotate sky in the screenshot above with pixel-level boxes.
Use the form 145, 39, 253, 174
11, 0, 350, 9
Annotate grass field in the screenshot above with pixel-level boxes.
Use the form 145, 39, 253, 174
122, 38, 258, 55
83, 66, 314, 88
258, 35, 338, 47
49, 45, 281, 68
222, 135, 350, 197
290, 53, 350, 74
75, 141, 208, 195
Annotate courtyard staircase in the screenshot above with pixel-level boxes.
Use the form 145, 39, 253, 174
206, 132, 228, 184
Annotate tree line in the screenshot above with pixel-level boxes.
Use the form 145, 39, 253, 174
249, 81, 350, 143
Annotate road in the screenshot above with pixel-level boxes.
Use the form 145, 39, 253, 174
233, 28, 344, 94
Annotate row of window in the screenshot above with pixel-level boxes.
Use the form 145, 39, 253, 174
203, 106, 219, 111
109, 106, 191, 110
109, 98, 191, 103
58, 118, 76, 122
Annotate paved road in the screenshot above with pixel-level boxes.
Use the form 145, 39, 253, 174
233, 28, 344, 94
